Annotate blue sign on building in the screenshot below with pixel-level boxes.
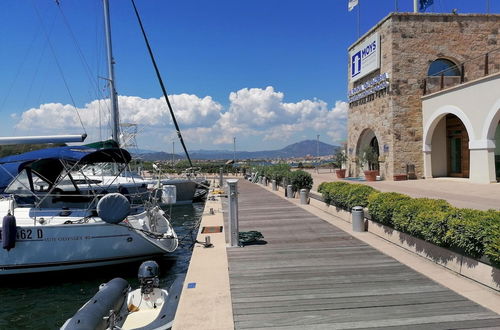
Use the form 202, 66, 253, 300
349, 33, 380, 82
351, 51, 362, 78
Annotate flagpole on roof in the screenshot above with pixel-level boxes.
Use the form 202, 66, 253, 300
348, 0, 360, 37
413, 0, 418, 13
395, 0, 399, 12
357, 2, 360, 38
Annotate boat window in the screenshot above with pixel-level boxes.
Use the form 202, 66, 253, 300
428, 58, 460, 76
4, 169, 54, 194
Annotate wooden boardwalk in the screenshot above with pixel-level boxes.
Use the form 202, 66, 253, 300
223, 180, 500, 329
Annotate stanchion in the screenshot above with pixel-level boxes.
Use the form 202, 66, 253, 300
227, 179, 240, 247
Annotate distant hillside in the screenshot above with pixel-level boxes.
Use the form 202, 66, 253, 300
134, 140, 339, 161
133, 152, 184, 162
0, 143, 66, 158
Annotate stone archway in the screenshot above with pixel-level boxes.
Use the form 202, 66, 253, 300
355, 129, 380, 172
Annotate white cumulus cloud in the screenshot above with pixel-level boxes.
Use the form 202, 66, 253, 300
15, 94, 222, 131
13, 87, 347, 149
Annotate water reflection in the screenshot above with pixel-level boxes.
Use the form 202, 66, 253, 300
0, 202, 204, 329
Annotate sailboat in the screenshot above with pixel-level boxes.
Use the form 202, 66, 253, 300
0, 0, 179, 275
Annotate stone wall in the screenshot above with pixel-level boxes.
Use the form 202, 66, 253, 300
347, 13, 500, 180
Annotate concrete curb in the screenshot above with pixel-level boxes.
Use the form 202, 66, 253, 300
173, 193, 234, 330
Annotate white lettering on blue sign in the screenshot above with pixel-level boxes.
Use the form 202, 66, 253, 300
348, 72, 390, 103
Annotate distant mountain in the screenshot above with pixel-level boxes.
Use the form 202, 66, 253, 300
133, 140, 339, 161
131, 148, 158, 154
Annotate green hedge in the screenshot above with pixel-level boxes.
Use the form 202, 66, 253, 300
254, 165, 312, 191
318, 182, 375, 210
445, 209, 500, 259
368, 192, 412, 226
319, 181, 500, 265
392, 198, 452, 245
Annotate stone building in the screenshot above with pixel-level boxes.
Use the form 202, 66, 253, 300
346, 13, 500, 183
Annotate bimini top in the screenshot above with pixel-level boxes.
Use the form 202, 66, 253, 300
0, 145, 131, 193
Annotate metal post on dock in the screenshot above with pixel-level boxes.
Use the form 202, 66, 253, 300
219, 167, 223, 188
352, 206, 366, 232
227, 179, 240, 247
272, 179, 277, 191
287, 185, 293, 198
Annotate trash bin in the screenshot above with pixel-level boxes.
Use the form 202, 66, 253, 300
300, 189, 308, 204
352, 206, 365, 232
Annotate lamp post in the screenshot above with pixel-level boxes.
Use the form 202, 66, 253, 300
172, 140, 175, 167
233, 137, 236, 176
316, 134, 320, 173
233, 137, 236, 162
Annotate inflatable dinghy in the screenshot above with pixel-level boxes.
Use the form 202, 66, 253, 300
61, 261, 185, 330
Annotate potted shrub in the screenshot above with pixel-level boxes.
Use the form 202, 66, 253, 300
333, 150, 348, 178
289, 170, 313, 193
358, 146, 379, 181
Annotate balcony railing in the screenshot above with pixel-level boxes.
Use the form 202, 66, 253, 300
423, 47, 500, 95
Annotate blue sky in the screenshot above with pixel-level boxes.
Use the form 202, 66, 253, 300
0, 0, 498, 152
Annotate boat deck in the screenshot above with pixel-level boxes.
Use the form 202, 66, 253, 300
224, 180, 500, 329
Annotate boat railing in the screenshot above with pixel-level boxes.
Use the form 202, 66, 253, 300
14, 189, 151, 210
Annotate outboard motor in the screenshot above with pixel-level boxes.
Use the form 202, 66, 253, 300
138, 260, 160, 294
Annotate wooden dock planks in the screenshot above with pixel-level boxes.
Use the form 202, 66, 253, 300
224, 180, 500, 329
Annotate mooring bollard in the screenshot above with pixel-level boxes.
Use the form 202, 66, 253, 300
352, 206, 365, 232
219, 167, 223, 188
227, 179, 240, 247
287, 185, 293, 198
300, 189, 308, 204
272, 179, 277, 191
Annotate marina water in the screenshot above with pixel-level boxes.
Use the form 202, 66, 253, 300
0, 202, 204, 328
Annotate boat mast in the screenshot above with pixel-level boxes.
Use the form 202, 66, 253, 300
103, 0, 120, 146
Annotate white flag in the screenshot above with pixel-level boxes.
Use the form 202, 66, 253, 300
348, 0, 358, 11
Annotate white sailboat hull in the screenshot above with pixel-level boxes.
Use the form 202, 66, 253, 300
0, 202, 178, 275
0, 224, 175, 275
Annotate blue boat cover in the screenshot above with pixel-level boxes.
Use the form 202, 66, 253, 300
0, 145, 131, 193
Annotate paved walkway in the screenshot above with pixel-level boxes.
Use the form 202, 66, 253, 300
224, 180, 500, 329
305, 169, 500, 210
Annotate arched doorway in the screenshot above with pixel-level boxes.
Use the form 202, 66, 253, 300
356, 129, 380, 172
369, 137, 380, 171
427, 113, 471, 178
445, 114, 470, 177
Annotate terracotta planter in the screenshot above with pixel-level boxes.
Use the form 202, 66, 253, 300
364, 170, 378, 181
336, 169, 346, 179
393, 174, 408, 181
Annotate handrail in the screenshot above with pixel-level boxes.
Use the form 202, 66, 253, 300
423, 47, 500, 95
